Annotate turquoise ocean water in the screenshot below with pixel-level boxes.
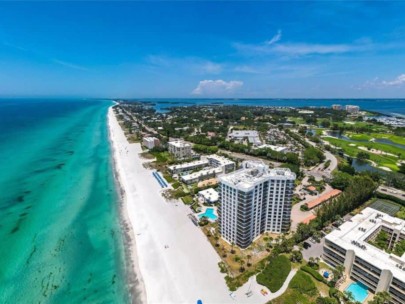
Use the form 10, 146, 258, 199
0, 99, 131, 303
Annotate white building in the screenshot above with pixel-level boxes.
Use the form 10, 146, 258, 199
255, 144, 288, 153
181, 167, 222, 185
207, 155, 235, 173
198, 188, 219, 204
219, 161, 295, 248
168, 140, 192, 159
332, 104, 342, 110
323, 207, 405, 304
142, 137, 160, 149
345, 105, 360, 114
228, 130, 262, 146
168, 159, 209, 174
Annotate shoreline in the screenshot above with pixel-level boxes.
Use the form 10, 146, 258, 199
108, 107, 148, 304
107, 106, 236, 303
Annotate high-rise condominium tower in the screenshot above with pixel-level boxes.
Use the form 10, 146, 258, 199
218, 161, 295, 248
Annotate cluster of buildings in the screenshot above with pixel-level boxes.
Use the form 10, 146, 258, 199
218, 161, 296, 248
323, 207, 405, 304
168, 154, 236, 185
332, 104, 360, 114
228, 130, 262, 146
365, 116, 405, 128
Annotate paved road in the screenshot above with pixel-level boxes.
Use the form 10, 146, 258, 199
377, 185, 405, 201
304, 139, 338, 180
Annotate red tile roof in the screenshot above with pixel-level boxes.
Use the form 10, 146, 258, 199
305, 189, 342, 210
302, 214, 317, 224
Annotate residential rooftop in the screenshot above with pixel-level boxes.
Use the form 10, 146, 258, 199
168, 140, 191, 148
326, 207, 405, 282
219, 161, 295, 191
305, 189, 342, 209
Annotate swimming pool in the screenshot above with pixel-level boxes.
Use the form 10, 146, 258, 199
199, 208, 218, 221
345, 282, 368, 303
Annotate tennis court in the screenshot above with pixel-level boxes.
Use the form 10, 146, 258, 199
368, 199, 401, 216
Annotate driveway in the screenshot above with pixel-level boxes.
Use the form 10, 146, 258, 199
291, 184, 332, 230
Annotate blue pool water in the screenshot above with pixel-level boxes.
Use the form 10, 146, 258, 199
345, 282, 368, 303
199, 208, 217, 221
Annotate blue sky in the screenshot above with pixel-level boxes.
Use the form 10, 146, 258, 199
1, 1, 405, 98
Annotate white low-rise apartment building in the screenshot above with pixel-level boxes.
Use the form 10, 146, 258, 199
180, 167, 222, 185
255, 144, 288, 153
323, 207, 405, 304
228, 130, 262, 146
218, 161, 295, 249
207, 154, 235, 173
168, 159, 209, 174
198, 188, 219, 204
168, 140, 192, 159
142, 137, 160, 149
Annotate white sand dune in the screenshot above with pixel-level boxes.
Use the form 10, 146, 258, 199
108, 108, 239, 304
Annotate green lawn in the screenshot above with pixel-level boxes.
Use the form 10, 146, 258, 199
257, 255, 291, 292
270, 270, 319, 304
347, 132, 405, 146
181, 195, 193, 204
335, 121, 390, 133
323, 137, 401, 171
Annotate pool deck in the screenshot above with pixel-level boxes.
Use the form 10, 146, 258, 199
197, 206, 218, 221
340, 279, 374, 303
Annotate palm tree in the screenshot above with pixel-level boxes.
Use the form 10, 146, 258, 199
239, 259, 245, 272
343, 291, 354, 303
214, 234, 220, 247
246, 254, 252, 267
230, 242, 236, 254
368, 292, 391, 304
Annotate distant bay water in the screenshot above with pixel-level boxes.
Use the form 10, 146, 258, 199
0, 99, 131, 303
137, 98, 405, 116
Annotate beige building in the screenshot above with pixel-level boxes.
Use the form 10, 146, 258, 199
142, 137, 160, 149
168, 140, 192, 159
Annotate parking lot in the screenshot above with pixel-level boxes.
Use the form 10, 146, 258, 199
302, 237, 325, 262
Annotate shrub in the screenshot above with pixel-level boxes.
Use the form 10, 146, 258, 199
289, 270, 317, 296
300, 204, 309, 211
172, 181, 181, 189
301, 265, 325, 282
181, 195, 193, 204
256, 255, 291, 292
163, 174, 175, 183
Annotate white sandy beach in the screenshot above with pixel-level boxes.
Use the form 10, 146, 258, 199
108, 107, 284, 304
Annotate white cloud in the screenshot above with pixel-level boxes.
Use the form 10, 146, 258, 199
234, 35, 373, 56
192, 79, 243, 96
234, 65, 261, 74
201, 62, 222, 74
266, 30, 282, 45
382, 74, 405, 86
146, 55, 222, 74
356, 74, 405, 90
51, 59, 89, 71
